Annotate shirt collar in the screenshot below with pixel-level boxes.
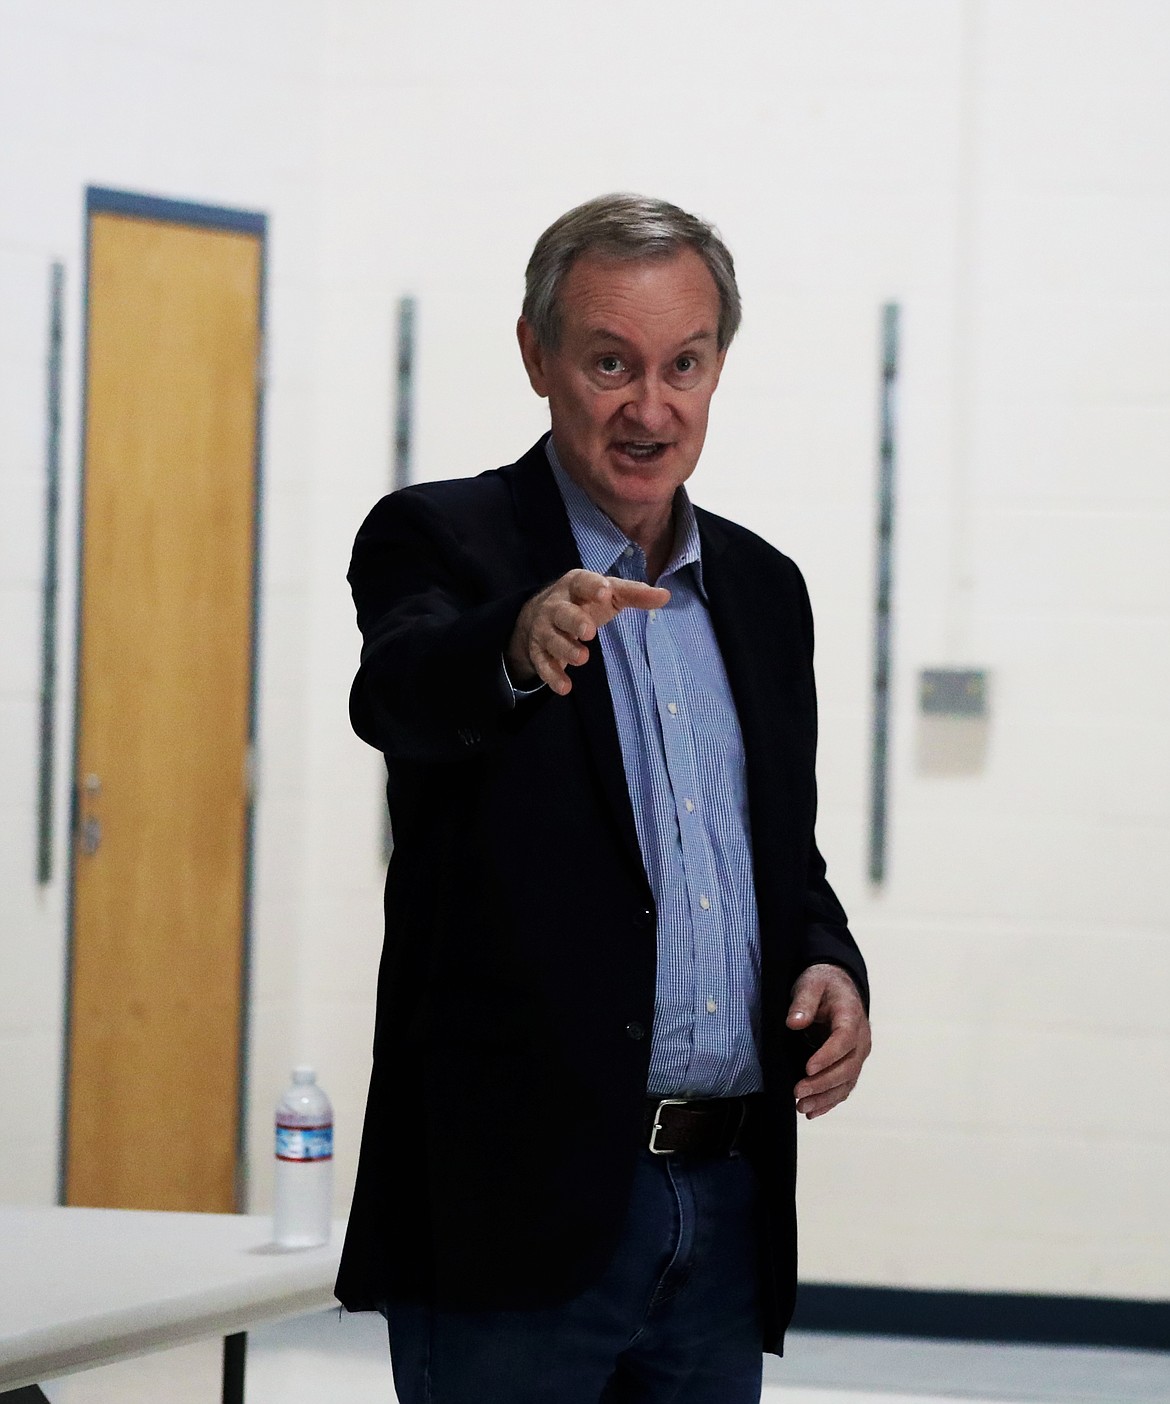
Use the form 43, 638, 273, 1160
544, 436, 706, 597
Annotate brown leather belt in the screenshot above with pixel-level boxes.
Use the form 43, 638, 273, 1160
643, 1096, 754, 1157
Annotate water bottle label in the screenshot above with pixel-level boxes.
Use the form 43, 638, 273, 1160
276, 1123, 333, 1162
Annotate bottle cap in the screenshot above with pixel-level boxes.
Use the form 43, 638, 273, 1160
292, 1065, 317, 1085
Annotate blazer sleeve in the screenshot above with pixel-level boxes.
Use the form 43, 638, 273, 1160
797, 838, 870, 1013
347, 486, 539, 763
791, 561, 871, 1013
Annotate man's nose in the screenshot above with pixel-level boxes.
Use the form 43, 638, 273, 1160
625, 376, 672, 435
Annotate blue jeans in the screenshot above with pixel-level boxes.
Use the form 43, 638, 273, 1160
383, 1149, 764, 1403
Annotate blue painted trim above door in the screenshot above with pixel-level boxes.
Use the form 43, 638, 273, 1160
86, 186, 266, 237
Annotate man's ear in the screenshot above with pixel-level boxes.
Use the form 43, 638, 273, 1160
517, 316, 550, 398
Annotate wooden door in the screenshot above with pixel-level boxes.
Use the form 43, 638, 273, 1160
66, 194, 264, 1212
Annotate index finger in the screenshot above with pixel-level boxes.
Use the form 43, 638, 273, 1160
605, 579, 671, 612
805, 1024, 862, 1079
565, 570, 611, 603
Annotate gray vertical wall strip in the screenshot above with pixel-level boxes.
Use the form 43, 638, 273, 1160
383, 296, 416, 862
869, 302, 899, 884
393, 295, 416, 493
37, 263, 65, 885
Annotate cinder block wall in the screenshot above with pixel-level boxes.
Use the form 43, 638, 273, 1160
2, 0, 1166, 1302
0, 0, 329, 1212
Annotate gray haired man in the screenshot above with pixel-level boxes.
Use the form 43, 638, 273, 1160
338, 193, 871, 1403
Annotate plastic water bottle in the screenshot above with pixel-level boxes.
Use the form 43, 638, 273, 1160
273, 1066, 333, 1247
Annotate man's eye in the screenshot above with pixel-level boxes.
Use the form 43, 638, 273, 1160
597, 355, 625, 374
675, 355, 697, 374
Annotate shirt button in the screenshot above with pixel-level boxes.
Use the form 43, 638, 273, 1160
699, 894, 711, 910
625, 1021, 646, 1041
649, 609, 657, 621
667, 702, 678, 715
706, 998, 717, 1014
622, 545, 634, 558
684, 798, 695, 813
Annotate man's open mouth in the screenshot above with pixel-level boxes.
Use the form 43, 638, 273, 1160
616, 441, 667, 462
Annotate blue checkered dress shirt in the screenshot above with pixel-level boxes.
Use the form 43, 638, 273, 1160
546, 440, 763, 1097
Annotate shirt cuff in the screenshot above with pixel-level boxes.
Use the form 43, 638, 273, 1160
500, 654, 546, 707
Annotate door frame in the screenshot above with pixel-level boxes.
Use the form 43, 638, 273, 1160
60, 185, 268, 1209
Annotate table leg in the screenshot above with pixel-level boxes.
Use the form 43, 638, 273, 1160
0, 1388, 51, 1403
221, 1330, 247, 1404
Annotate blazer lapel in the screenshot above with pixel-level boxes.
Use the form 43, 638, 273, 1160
503, 441, 648, 889
698, 512, 805, 917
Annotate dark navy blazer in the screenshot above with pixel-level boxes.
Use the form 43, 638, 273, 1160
335, 437, 868, 1353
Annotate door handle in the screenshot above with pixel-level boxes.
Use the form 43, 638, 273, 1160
78, 773, 102, 856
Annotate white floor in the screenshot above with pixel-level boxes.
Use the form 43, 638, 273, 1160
40, 1309, 1170, 1404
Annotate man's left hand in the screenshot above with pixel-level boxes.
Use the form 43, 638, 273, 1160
786, 963, 872, 1120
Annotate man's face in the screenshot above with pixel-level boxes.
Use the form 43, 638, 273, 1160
518, 248, 726, 526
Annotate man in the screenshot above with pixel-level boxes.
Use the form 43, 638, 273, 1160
337, 194, 871, 1403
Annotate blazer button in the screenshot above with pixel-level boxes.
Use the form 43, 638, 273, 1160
625, 1021, 646, 1041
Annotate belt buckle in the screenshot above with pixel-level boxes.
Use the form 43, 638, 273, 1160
648, 1097, 688, 1155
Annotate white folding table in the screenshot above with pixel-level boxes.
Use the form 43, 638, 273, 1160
0, 1206, 344, 1404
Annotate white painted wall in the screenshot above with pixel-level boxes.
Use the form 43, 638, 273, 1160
0, 0, 328, 1212
1, 0, 1166, 1303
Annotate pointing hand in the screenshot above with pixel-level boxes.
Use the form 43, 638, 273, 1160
507, 569, 670, 696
